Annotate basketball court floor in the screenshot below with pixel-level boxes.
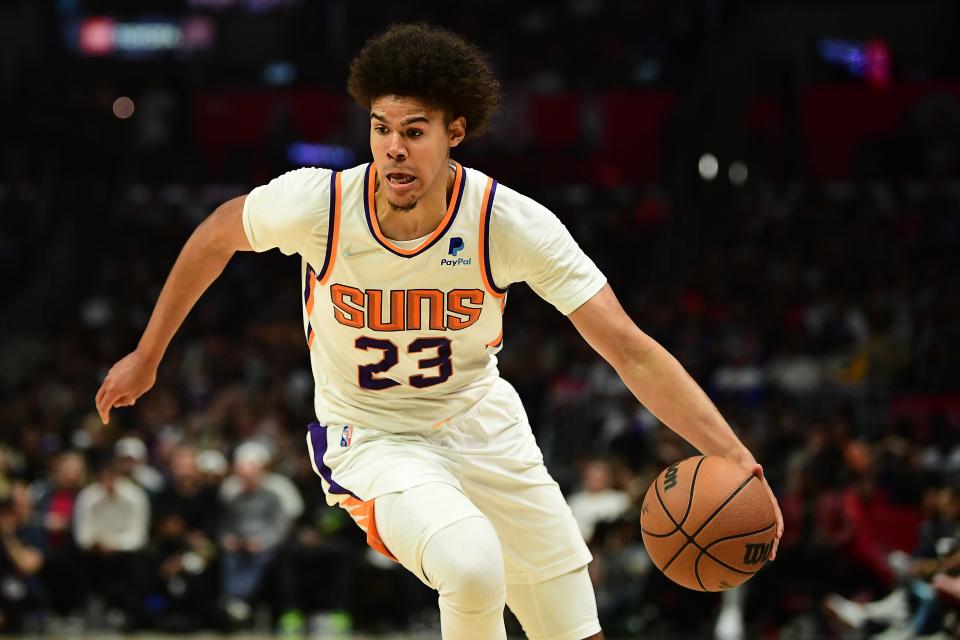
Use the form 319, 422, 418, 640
4, 633, 860, 640
0, 632, 478, 640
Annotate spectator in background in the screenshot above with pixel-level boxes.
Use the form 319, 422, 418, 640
32, 451, 85, 618
32, 452, 85, 552
151, 444, 219, 631
568, 459, 631, 543
286, 451, 362, 626
826, 483, 960, 637
221, 441, 303, 522
0, 482, 45, 632
220, 441, 303, 632
920, 415, 960, 479
115, 436, 165, 494
73, 454, 152, 630
218, 443, 290, 626
197, 449, 229, 487
811, 424, 895, 598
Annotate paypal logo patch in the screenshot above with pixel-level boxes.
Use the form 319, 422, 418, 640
442, 237, 471, 266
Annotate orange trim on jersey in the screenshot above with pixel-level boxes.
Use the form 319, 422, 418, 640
366, 162, 463, 256
305, 268, 317, 315
340, 496, 397, 562
486, 330, 503, 348
477, 177, 506, 299
317, 171, 342, 286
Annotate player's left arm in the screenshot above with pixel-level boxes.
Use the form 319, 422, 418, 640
568, 283, 784, 560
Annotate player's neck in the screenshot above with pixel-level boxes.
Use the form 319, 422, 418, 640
374, 165, 455, 241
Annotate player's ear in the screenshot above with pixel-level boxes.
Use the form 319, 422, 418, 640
448, 116, 466, 148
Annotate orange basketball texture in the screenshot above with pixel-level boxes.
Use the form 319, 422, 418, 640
640, 455, 777, 591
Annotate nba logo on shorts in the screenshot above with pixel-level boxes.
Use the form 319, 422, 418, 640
340, 425, 353, 447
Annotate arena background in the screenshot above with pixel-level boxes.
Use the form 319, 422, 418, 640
2, 0, 959, 638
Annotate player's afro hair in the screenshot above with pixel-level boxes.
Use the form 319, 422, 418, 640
347, 23, 501, 137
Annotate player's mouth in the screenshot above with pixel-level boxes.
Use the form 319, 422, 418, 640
385, 172, 417, 193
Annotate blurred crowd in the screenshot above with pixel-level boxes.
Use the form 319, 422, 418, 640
2, 148, 959, 636
2, 1, 960, 636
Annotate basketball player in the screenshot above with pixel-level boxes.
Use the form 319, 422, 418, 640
96, 23, 783, 640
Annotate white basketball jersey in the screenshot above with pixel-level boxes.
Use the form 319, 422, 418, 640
301, 161, 506, 432
242, 160, 606, 435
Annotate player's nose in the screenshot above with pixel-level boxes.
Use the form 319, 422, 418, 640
387, 133, 407, 160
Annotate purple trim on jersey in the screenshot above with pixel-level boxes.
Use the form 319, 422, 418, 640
316, 171, 339, 281
362, 163, 467, 258
303, 264, 316, 346
482, 180, 508, 295
307, 422, 359, 498
303, 263, 315, 303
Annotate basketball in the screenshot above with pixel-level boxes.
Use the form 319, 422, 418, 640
640, 455, 777, 592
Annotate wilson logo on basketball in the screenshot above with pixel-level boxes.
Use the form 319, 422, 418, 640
663, 463, 680, 491
743, 542, 770, 565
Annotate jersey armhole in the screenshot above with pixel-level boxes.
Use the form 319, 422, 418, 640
316, 170, 342, 285
477, 177, 508, 300
303, 170, 340, 349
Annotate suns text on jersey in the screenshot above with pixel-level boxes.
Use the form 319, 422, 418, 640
330, 285, 485, 331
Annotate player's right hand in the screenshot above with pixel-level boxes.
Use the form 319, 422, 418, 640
95, 350, 158, 425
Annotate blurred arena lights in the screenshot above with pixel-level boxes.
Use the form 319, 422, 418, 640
262, 61, 297, 86
729, 160, 748, 186
71, 16, 215, 57
189, 0, 299, 11
698, 153, 719, 181
288, 143, 356, 170
817, 37, 892, 89
112, 96, 134, 119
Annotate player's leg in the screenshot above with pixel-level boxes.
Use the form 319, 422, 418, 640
466, 474, 603, 639
506, 566, 604, 640
439, 379, 601, 638
376, 482, 508, 640
305, 422, 508, 637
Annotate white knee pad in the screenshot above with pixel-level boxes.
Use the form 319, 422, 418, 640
507, 565, 601, 640
423, 515, 507, 616
375, 483, 508, 639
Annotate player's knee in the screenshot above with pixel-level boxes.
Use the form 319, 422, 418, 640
444, 548, 506, 611
424, 516, 506, 612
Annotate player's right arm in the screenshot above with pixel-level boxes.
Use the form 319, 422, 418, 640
95, 195, 252, 424
96, 167, 332, 425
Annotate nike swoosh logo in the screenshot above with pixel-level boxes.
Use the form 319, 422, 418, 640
342, 246, 379, 259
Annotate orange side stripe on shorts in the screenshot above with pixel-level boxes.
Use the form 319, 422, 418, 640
340, 496, 398, 562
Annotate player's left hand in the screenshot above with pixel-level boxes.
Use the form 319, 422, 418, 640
95, 349, 158, 424
728, 450, 783, 562
748, 463, 783, 561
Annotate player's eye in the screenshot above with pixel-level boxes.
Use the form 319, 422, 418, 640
406, 128, 423, 138
374, 125, 389, 135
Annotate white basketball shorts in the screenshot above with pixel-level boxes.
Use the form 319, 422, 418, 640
304, 377, 592, 585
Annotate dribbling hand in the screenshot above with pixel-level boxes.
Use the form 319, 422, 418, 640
95, 350, 158, 424
747, 463, 784, 561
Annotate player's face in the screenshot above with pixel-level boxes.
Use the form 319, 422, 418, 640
369, 95, 465, 211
